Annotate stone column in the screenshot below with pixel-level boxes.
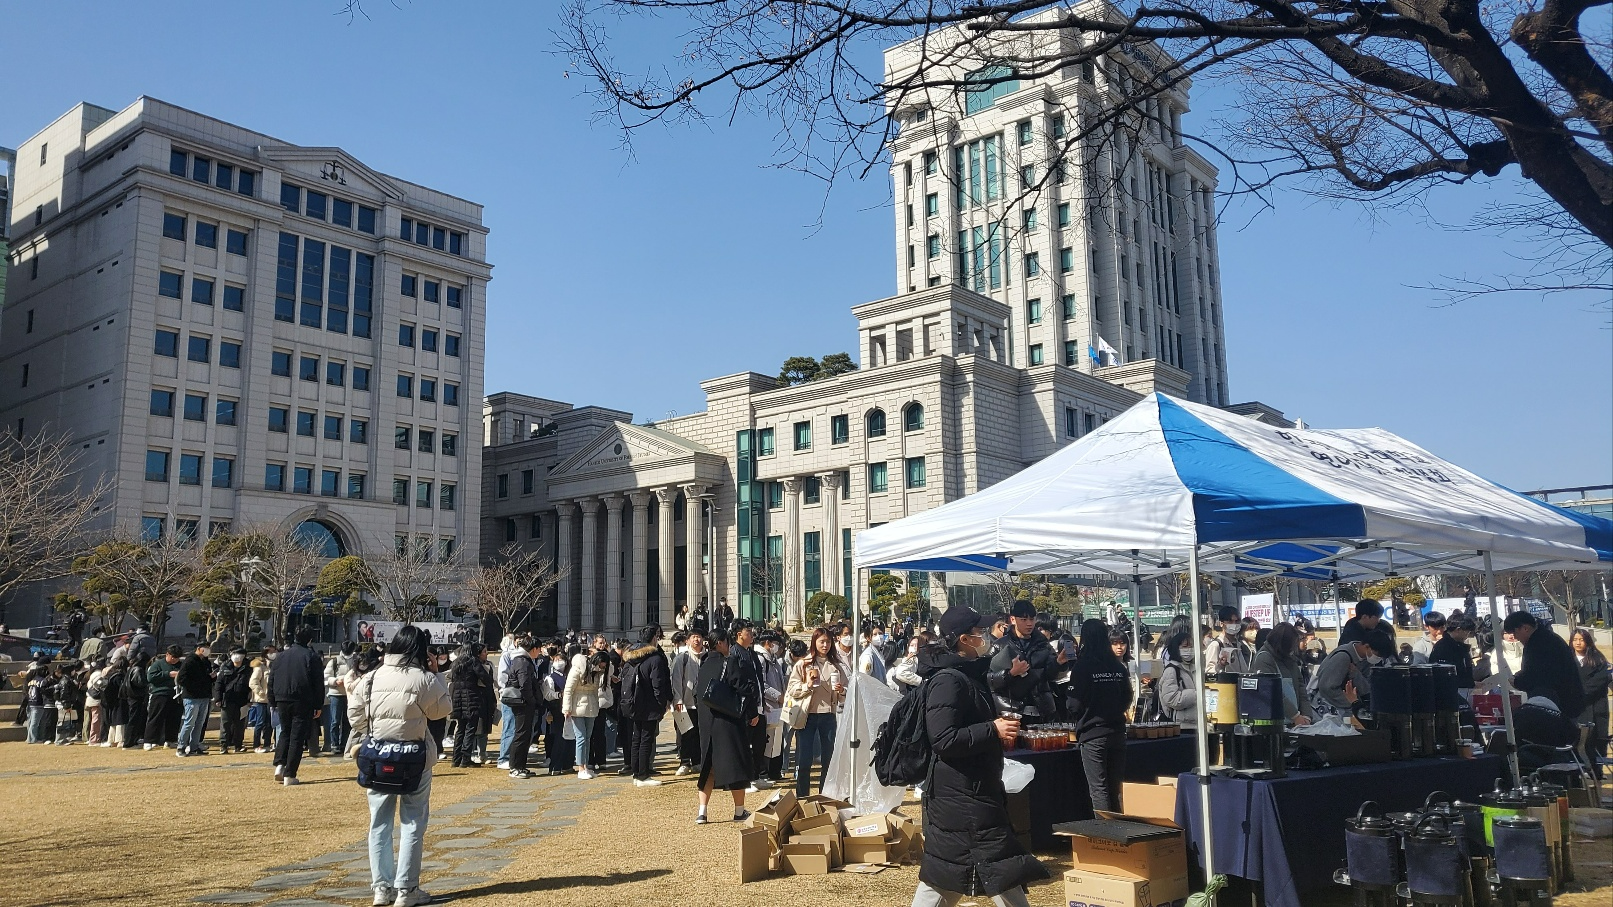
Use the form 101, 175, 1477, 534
818, 472, 843, 601
629, 490, 652, 631
555, 501, 576, 630
578, 497, 600, 631
656, 486, 677, 627
602, 494, 624, 632
682, 483, 707, 612
782, 477, 803, 626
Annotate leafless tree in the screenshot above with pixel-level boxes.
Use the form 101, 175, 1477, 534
228, 524, 327, 643
363, 538, 465, 624
560, 0, 1611, 292
463, 544, 570, 637
0, 431, 112, 620
67, 531, 202, 633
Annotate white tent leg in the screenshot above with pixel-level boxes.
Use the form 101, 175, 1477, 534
849, 584, 862, 801
1189, 545, 1218, 904
1131, 575, 1144, 703
1483, 551, 1523, 783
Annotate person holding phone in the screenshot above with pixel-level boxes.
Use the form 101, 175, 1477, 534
786, 627, 845, 797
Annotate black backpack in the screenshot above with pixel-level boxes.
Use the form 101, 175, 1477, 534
872, 669, 954, 787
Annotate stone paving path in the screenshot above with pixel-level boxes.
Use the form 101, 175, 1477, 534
191, 771, 631, 906
0, 751, 348, 782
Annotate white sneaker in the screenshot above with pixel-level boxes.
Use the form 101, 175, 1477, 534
254, 747, 269, 754
634, 778, 662, 788
143, 743, 156, 750
577, 769, 597, 781
496, 760, 510, 770
274, 764, 285, 779
282, 776, 300, 786
372, 885, 395, 906
393, 886, 431, 907
675, 763, 691, 776
752, 778, 775, 789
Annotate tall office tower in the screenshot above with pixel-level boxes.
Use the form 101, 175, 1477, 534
884, 3, 1230, 404
1, 99, 489, 628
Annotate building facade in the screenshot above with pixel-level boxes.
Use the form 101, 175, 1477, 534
1, 99, 488, 629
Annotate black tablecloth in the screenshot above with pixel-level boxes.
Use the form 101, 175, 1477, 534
1012, 733, 1199, 847
1173, 755, 1506, 907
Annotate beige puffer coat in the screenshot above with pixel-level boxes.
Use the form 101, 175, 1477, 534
561, 653, 601, 718
347, 655, 451, 763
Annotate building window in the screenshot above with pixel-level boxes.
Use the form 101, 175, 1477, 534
963, 65, 1018, 114
830, 414, 849, 445
350, 420, 368, 444
757, 427, 775, 457
348, 474, 366, 499
793, 421, 811, 451
353, 367, 370, 391
293, 467, 313, 494
178, 454, 203, 486
521, 469, 535, 495
1086, 413, 1097, 434
1058, 203, 1071, 228
401, 274, 417, 297
393, 479, 409, 505
332, 197, 352, 227
903, 402, 924, 432
1062, 294, 1076, 320
924, 150, 938, 174
1024, 252, 1040, 278
868, 461, 888, 493
187, 336, 211, 363
424, 281, 439, 304
1060, 247, 1074, 273
443, 384, 459, 406
441, 434, 457, 456
767, 481, 784, 509
1065, 407, 1079, 437
925, 193, 939, 217
271, 351, 292, 376
418, 429, 435, 453
194, 222, 218, 249
1064, 340, 1078, 366
323, 415, 342, 440
145, 450, 170, 482
530, 514, 542, 538
440, 485, 456, 511
158, 271, 183, 299
182, 394, 207, 422
803, 531, 822, 595
868, 410, 889, 438
444, 334, 460, 357
927, 234, 940, 259
1029, 344, 1044, 366
416, 481, 433, 508
280, 183, 300, 213
419, 379, 436, 403
296, 411, 316, 437
905, 456, 927, 489
222, 285, 245, 311
1027, 298, 1042, 324
298, 356, 318, 381
803, 476, 822, 506
399, 324, 415, 347
155, 330, 179, 358
447, 286, 463, 308
497, 474, 509, 498
268, 407, 289, 433
266, 464, 286, 492
395, 426, 411, 450
421, 329, 438, 353
396, 375, 413, 397
150, 389, 175, 417
213, 457, 234, 488
1022, 207, 1036, 231
162, 213, 186, 240
225, 229, 248, 256
191, 278, 214, 306
321, 469, 340, 497
216, 399, 237, 426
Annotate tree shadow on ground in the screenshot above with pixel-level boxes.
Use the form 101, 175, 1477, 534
444, 869, 671, 898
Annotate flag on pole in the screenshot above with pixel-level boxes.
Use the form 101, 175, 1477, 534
1097, 337, 1121, 366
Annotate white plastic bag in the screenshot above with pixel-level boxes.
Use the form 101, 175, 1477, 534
1002, 759, 1036, 794
822, 673, 908, 814
1290, 713, 1360, 736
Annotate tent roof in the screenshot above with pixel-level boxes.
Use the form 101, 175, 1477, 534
854, 394, 1611, 580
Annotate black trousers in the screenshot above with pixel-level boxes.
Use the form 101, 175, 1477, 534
145, 694, 180, 745
748, 715, 769, 779
1079, 728, 1127, 813
452, 706, 480, 766
124, 698, 148, 748
275, 701, 316, 778
678, 709, 702, 765
627, 717, 659, 779
509, 704, 537, 772
220, 703, 246, 750
544, 702, 572, 772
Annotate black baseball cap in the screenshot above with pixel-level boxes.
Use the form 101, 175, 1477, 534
940, 606, 993, 638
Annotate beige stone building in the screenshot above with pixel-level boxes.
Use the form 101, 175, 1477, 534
1, 99, 488, 631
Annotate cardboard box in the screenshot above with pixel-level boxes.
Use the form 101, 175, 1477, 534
739, 826, 773, 883
778, 841, 833, 875
1064, 869, 1188, 907
1121, 783, 1179, 823
750, 790, 799, 845
889, 814, 920, 860
791, 810, 840, 837
1062, 816, 1188, 904
842, 835, 897, 865
844, 813, 896, 839
792, 830, 843, 867
801, 794, 852, 811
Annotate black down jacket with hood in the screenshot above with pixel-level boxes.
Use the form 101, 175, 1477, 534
916, 646, 1048, 896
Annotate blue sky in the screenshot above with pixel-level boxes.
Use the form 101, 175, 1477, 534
5, 1, 1608, 492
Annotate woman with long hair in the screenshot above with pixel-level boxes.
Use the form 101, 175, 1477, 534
448, 643, 492, 768
1157, 627, 1198, 723
1571, 627, 1610, 779
1248, 622, 1316, 725
561, 644, 605, 780
785, 627, 845, 797
1067, 619, 1134, 811
348, 624, 450, 907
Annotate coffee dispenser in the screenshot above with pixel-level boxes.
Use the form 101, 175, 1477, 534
1430, 662, 1465, 755
1234, 672, 1287, 778
1371, 665, 1415, 759
1408, 664, 1438, 757
1402, 815, 1472, 906
1204, 671, 1241, 766
1490, 815, 1552, 906
1339, 801, 1400, 907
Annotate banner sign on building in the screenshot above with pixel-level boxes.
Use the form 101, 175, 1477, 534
1241, 593, 1275, 626
356, 620, 479, 646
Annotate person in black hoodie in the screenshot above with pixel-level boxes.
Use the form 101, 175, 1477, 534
269, 626, 324, 785
913, 605, 1047, 907
988, 599, 1063, 724
175, 643, 218, 756
1430, 614, 1478, 690
1067, 619, 1135, 812
618, 624, 674, 784
214, 647, 253, 753
503, 637, 544, 779
1506, 611, 1585, 718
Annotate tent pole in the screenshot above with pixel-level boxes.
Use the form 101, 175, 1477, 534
1130, 571, 1143, 703
849, 580, 862, 805
1332, 577, 1343, 635
1483, 551, 1522, 783
1189, 545, 1218, 904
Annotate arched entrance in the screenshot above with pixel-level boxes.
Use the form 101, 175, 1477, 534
292, 519, 346, 559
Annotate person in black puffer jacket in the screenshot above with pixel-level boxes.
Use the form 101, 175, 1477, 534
1066, 619, 1135, 812
913, 606, 1048, 907
449, 643, 494, 767
618, 624, 674, 784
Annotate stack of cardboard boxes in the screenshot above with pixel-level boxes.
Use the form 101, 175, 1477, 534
1059, 778, 1190, 907
740, 791, 924, 881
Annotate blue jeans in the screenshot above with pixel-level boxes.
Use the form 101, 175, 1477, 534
248, 703, 269, 748
367, 772, 432, 891
499, 703, 516, 762
794, 712, 837, 797
178, 698, 211, 752
571, 716, 596, 768
26, 706, 53, 744
326, 695, 349, 752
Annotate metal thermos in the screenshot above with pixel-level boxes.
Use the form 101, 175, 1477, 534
1430, 663, 1464, 754
1235, 672, 1287, 777
1403, 815, 1472, 904
1491, 815, 1552, 907
1371, 665, 1415, 759
1205, 671, 1240, 765
1340, 800, 1401, 907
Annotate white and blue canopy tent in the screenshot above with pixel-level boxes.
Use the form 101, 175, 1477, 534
853, 392, 1611, 901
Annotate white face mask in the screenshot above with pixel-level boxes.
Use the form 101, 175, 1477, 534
838, 637, 852, 649
230, 654, 243, 665
873, 634, 887, 646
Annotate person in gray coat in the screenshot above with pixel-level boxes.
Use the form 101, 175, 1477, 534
1247, 623, 1316, 725
669, 629, 708, 774
1310, 635, 1376, 717
1156, 628, 1199, 723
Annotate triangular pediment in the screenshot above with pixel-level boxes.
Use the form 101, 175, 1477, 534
264, 146, 404, 201
550, 423, 717, 481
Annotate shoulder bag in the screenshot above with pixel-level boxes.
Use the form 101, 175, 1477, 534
699, 655, 745, 720
355, 669, 429, 795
